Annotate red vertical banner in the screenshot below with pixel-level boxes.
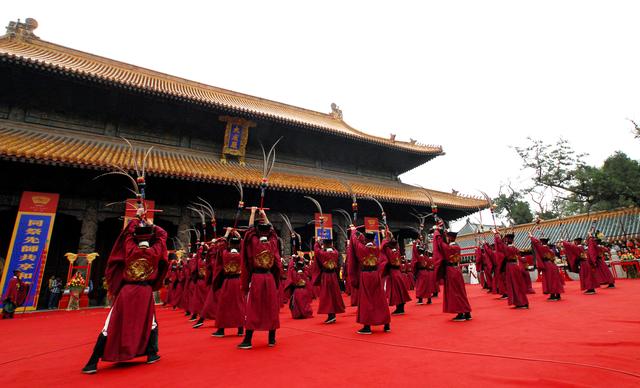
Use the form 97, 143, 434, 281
123, 199, 155, 227
314, 213, 333, 240
364, 217, 381, 247
1, 192, 59, 311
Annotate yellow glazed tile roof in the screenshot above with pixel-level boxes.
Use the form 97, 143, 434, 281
0, 122, 486, 210
0, 32, 443, 156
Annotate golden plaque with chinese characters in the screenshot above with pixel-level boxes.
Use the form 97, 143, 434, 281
219, 116, 255, 165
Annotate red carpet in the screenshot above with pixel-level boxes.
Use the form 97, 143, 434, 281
1, 280, 639, 387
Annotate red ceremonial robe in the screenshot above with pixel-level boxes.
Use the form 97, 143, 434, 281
345, 241, 359, 306
313, 243, 346, 314
103, 220, 168, 362
519, 254, 535, 294
381, 240, 411, 306
200, 241, 222, 320
563, 241, 598, 291
212, 241, 245, 328
241, 227, 282, 331
433, 229, 471, 314
531, 237, 564, 295
482, 247, 494, 290
349, 232, 390, 326
494, 234, 528, 307
190, 246, 210, 315
589, 238, 615, 285
178, 257, 194, 310
285, 261, 313, 319
412, 245, 437, 299
168, 263, 184, 306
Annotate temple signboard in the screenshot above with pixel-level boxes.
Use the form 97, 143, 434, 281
219, 116, 255, 165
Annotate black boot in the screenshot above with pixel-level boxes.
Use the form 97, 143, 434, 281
82, 334, 107, 374
192, 317, 204, 328
237, 327, 244, 336
608, 283, 615, 288
324, 313, 336, 324
417, 298, 423, 305
392, 303, 405, 315
237, 329, 253, 349
212, 328, 224, 337
427, 297, 432, 305
357, 325, 372, 335
585, 289, 596, 295
383, 323, 391, 333
433, 292, 439, 298
268, 330, 276, 347
189, 313, 198, 322
146, 328, 160, 364
452, 313, 466, 321
464, 312, 472, 321
185, 310, 191, 316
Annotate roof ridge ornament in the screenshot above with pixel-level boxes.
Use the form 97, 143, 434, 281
6, 18, 39, 41
330, 103, 343, 120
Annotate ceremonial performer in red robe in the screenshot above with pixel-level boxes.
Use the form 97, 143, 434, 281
413, 239, 436, 305
433, 226, 472, 321
475, 245, 487, 290
82, 218, 168, 374
381, 233, 411, 315
481, 244, 494, 292
168, 259, 185, 308
485, 243, 505, 297
530, 235, 564, 301
238, 208, 282, 349
520, 253, 535, 294
349, 227, 391, 334
494, 231, 529, 309
189, 244, 210, 325
313, 238, 345, 323
211, 233, 245, 337
178, 254, 194, 314
1, 270, 23, 319
562, 237, 597, 294
193, 239, 223, 328
589, 233, 615, 288
344, 239, 359, 307
286, 256, 313, 319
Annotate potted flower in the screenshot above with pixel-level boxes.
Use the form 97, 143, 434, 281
66, 273, 86, 310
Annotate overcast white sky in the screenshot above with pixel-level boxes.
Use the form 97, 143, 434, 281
4, 1, 640, 221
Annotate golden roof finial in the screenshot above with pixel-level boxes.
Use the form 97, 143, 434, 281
330, 103, 343, 120
6, 18, 39, 41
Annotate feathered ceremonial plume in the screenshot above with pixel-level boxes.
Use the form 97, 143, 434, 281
304, 195, 326, 238
233, 179, 244, 229
279, 213, 300, 253
363, 196, 387, 230
187, 204, 207, 241
478, 190, 497, 230
333, 208, 353, 226
94, 137, 157, 224
195, 197, 217, 238
258, 137, 283, 209
414, 186, 439, 224
339, 180, 358, 224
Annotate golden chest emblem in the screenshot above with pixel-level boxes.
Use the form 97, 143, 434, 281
295, 279, 306, 287
224, 261, 240, 274
323, 260, 337, 270
254, 250, 275, 269
125, 258, 154, 281
362, 254, 378, 267
449, 254, 460, 263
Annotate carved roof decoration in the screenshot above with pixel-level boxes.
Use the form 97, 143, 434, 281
0, 122, 486, 210
0, 19, 443, 156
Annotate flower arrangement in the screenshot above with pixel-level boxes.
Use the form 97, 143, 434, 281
67, 273, 86, 289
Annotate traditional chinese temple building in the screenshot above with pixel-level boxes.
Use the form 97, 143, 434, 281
455, 207, 640, 253
0, 19, 487, 308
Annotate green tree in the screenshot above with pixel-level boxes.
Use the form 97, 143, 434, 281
493, 187, 534, 225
